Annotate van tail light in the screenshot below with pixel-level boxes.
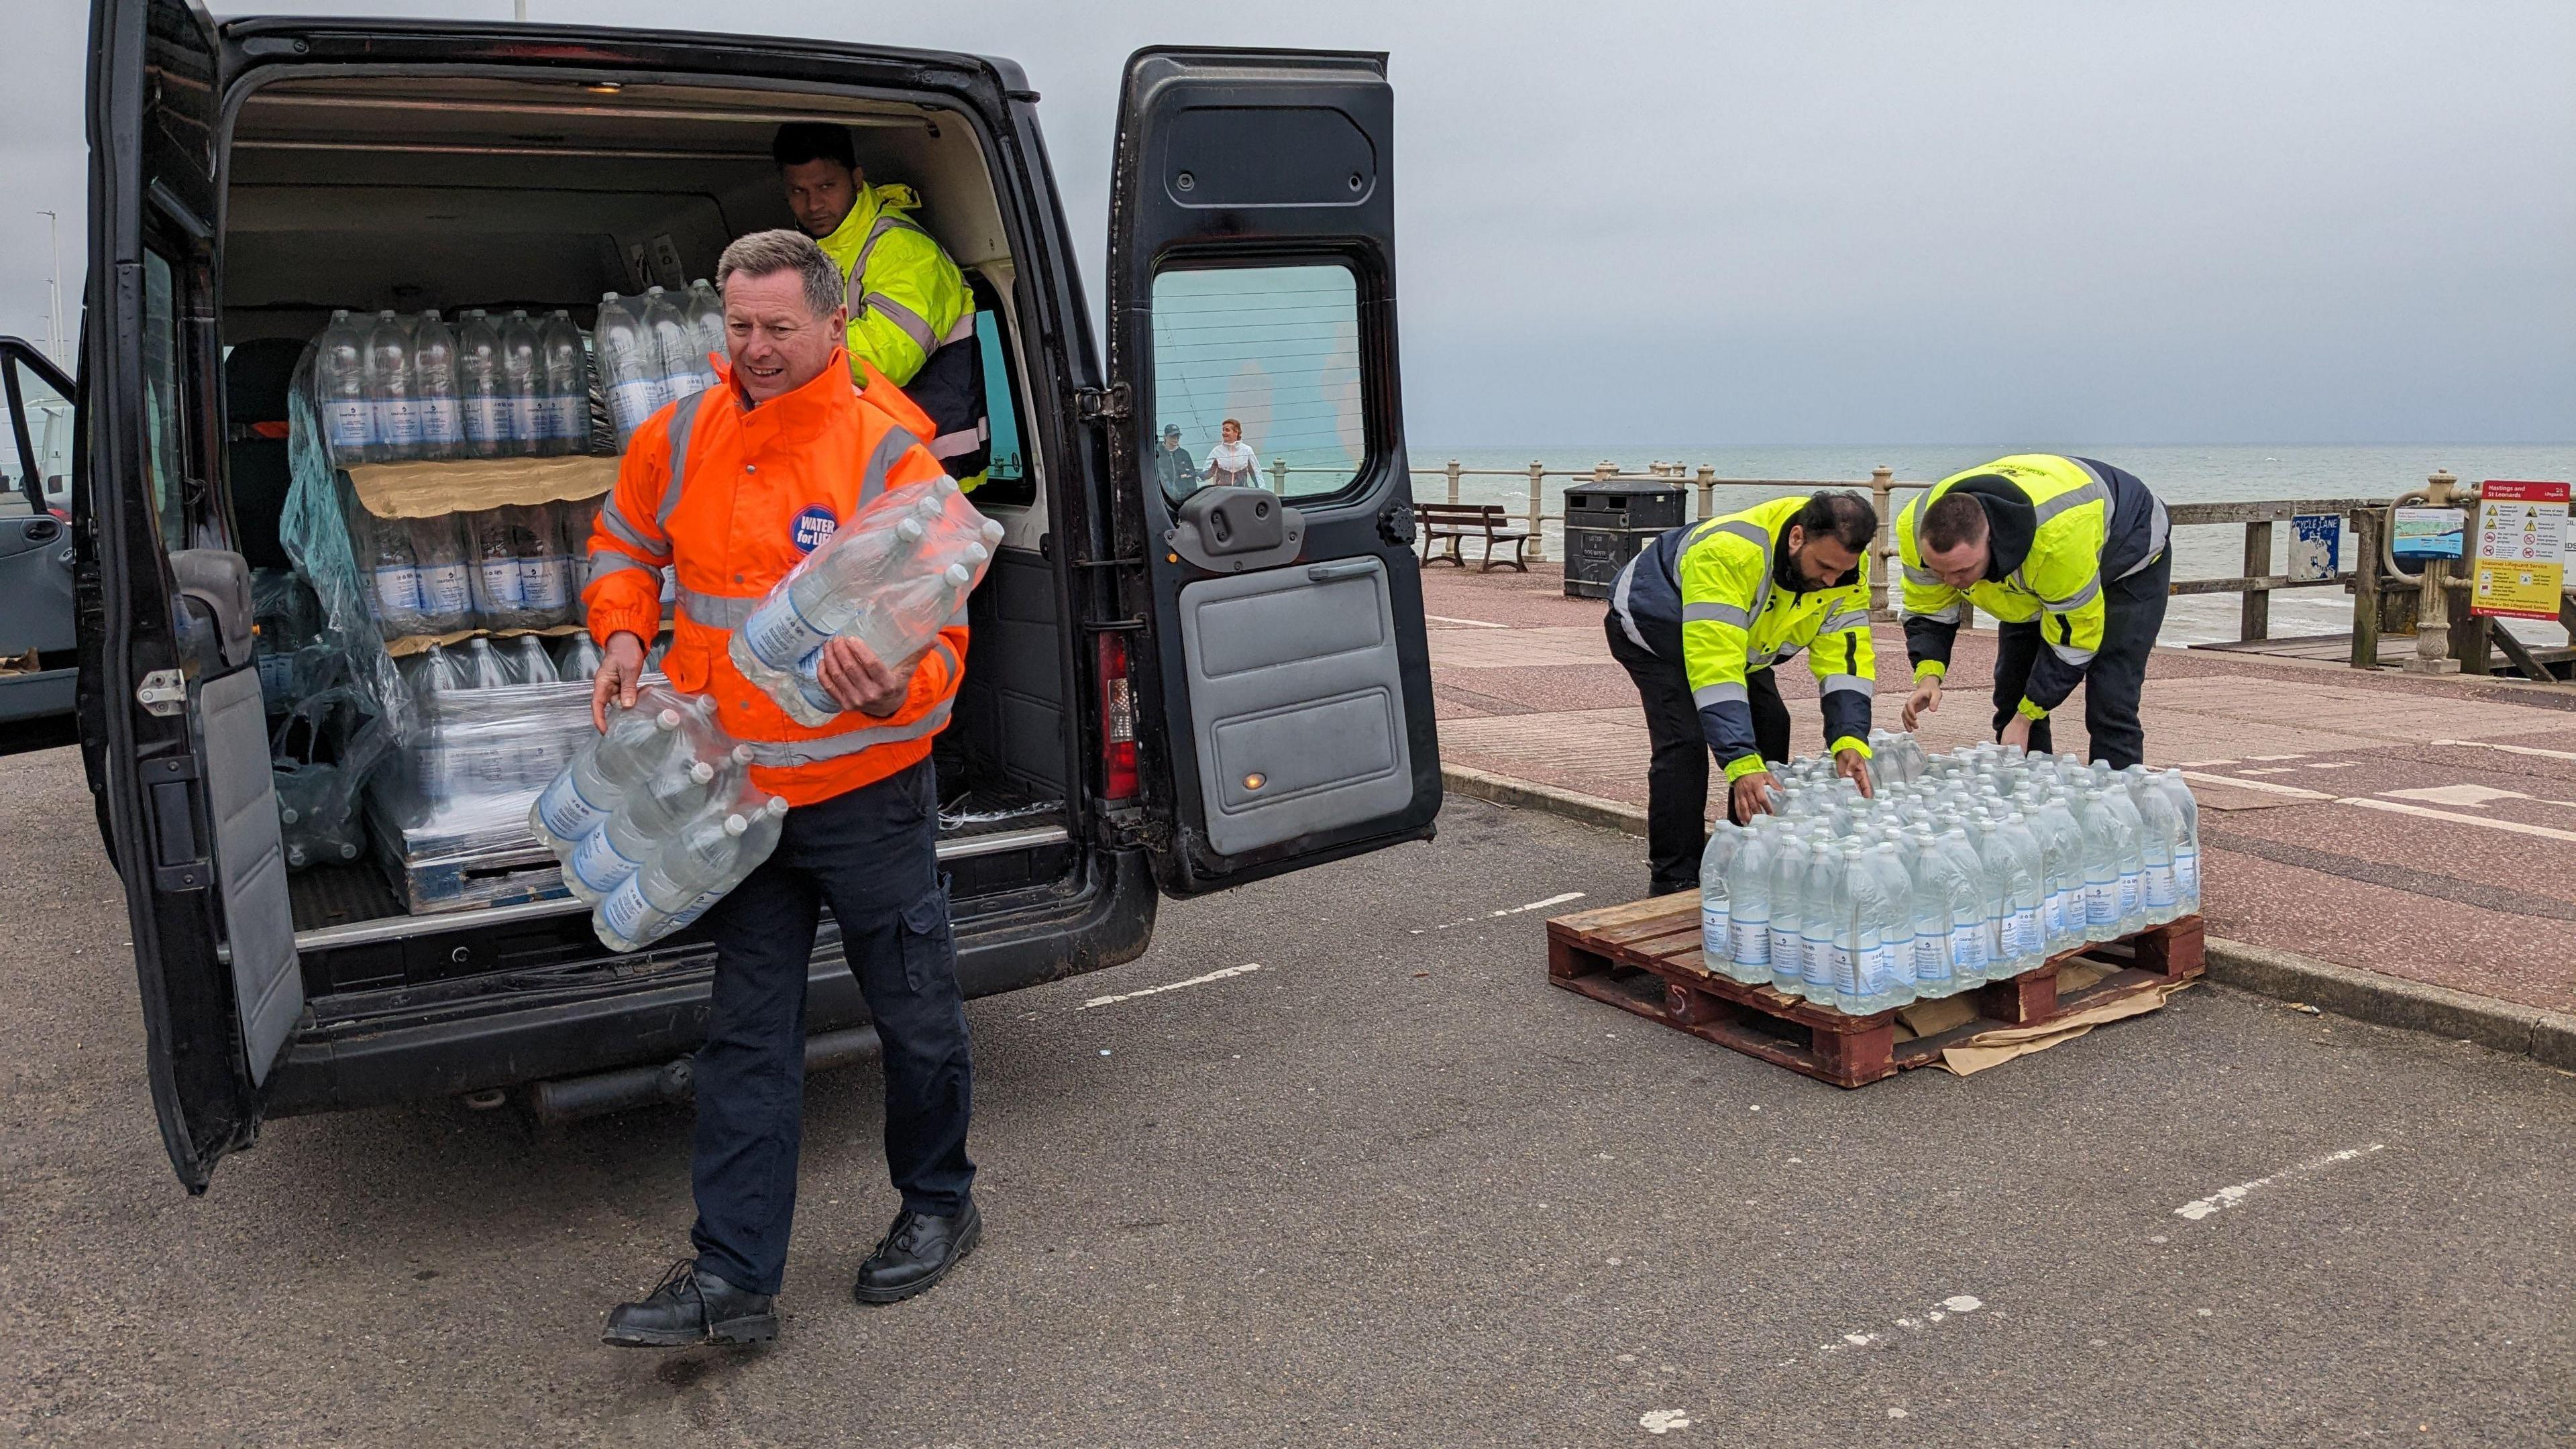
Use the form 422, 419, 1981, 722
1096, 632, 1139, 801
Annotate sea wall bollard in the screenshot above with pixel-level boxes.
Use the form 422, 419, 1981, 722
1270, 458, 1289, 493
1446, 460, 1460, 506
2404, 469, 2462, 676
1527, 461, 1546, 562
1869, 466, 1894, 616
1696, 466, 1716, 522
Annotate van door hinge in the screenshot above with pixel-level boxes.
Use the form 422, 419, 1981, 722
135, 669, 185, 716
1099, 808, 1169, 851
1074, 382, 1132, 424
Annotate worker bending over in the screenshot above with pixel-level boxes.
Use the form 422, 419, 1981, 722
1894, 454, 2171, 767
773, 122, 989, 489
1607, 491, 1881, 898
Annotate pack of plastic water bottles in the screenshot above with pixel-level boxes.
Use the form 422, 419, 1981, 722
1699, 733, 2202, 1018
531, 684, 789, 952
728, 475, 1006, 727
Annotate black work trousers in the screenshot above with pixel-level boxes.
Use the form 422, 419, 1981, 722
1990, 547, 2171, 769
1605, 612, 1790, 897
687, 759, 973, 1296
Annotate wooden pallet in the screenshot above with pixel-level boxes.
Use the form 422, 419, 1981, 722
1546, 896, 2205, 1088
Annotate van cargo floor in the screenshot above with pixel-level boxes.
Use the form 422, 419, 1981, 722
289, 859, 406, 933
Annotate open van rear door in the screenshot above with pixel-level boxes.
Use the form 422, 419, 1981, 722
1106, 48, 1440, 896
88, 0, 301, 1191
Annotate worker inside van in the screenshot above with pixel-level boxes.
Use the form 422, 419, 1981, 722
771, 122, 991, 490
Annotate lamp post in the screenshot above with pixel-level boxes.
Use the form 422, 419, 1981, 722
35, 209, 62, 366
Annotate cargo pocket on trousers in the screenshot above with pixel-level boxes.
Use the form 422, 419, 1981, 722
897, 879, 956, 994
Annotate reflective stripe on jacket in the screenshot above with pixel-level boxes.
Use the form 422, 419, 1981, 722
1894, 453, 2169, 716
582, 346, 967, 806
1610, 494, 1877, 781
814, 183, 991, 487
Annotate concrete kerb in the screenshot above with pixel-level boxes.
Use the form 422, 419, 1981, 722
1441, 763, 2576, 1071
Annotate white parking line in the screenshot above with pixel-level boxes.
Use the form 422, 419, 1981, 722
2173, 1144, 2386, 1221
2343, 798, 2576, 844
1497, 891, 1587, 916
2180, 770, 2336, 802
2432, 737, 2576, 762
1080, 963, 1263, 1010
1424, 614, 1511, 629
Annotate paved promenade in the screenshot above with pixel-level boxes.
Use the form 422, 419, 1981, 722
1424, 561, 2576, 1018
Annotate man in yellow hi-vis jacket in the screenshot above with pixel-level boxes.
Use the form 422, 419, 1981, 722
1606, 491, 1881, 896
1894, 454, 2171, 767
774, 123, 990, 490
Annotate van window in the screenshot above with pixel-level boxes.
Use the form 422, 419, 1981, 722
1, 352, 74, 513
141, 250, 193, 553
1149, 263, 1363, 503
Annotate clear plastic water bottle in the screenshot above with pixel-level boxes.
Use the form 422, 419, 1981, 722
531, 703, 682, 855
499, 311, 545, 456
467, 508, 527, 629
512, 633, 559, 685
511, 502, 574, 627
1699, 822, 1739, 972
846, 559, 979, 671
1905, 828, 1957, 1000
2122, 769, 2184, 925
598, 804, 755, 951
1800, 845, 1845, 1005
455, 311, 507, 459
464, 635, 510, 690
684, 278, 727, 385
413, 641, 469, 696
554, 631, 606, 680
413, 515, 474, 633
641, 287, 704, 406
2155, 769, 2201, 912
541, 309, 594, 455
659, 797, 789, 936
1996, 812, 2049, 968
731, 515, 929, 690
1939, 826, 1992, 983
595, 293, 666, 447
1768, 835, 1809, 996
411, 309, 464, 461
1968, 819, 2020, 977
314, 310, 376, 465
1723, 818, 1775, 985
2093, 783, 2149, 933
1863, 841, 1917, 1011
364, 311, 421, 464
2025, 789, 2087, 954
364, 513, 425, 637
2077, 788, 2125, 942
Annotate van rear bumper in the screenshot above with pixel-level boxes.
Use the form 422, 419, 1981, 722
262, 845, 1157, 1118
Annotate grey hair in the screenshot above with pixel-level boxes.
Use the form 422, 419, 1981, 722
714, 229, 844, 321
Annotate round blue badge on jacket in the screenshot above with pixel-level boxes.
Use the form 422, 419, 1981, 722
790, 505, 838, 554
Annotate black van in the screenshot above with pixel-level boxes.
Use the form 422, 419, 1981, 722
52, 0, 1439, 1191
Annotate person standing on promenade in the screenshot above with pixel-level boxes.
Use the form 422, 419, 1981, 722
1605, 491, 1880, 897
1201, 419, 1258, 488
1894, 454, 2171, 767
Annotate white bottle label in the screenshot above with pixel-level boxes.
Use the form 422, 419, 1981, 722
1951, 922, 1988, 973
2013, 907, 2044, 957
1770, 925, 1799, 978
1913, 932, 1947, 982
1803, 938, 1837, 991
553, 394, 590, 441
667, 370, 708, 401
372, 565, 422, 617
464, 396, 504, 445
419, 397, 462, 443
519, 557, 569, 610
2178, 848, 2200, 898
608, 380, 656, 435
2118, 869, 2141, 917
569, 826, 647, 895
1729, 916, 1770, 968
378, 397, 422, 446
1701, 901, 1728, 959
2087, 881, 2118, 928
536, 771, 614, 842
478, 559, 524, 608
325, 398, 372, 449
742, 594, 835, 674
2145, 864, 2178, 910
600, 877, 655, 943
513, 395, 546, 441
420, 563, 470, 616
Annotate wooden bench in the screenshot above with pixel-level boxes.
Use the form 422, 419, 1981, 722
1415, 502, 1532, 572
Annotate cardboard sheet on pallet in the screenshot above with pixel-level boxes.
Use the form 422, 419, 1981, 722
346, 455, 620, 519
1898, 964, 2194, 1076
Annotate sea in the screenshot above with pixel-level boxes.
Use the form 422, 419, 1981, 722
1405, 443, 2576, 647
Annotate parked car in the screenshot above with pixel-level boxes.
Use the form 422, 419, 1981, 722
48, 0, 1440, 1190
0, 337, 78, 743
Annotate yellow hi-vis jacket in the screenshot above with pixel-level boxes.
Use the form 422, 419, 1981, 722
1895, 454, 2169, 719
1609, 494, 1877, 782
814, 183, 989, 488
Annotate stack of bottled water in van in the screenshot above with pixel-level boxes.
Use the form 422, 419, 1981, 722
310, 305, 600, 465
1699, 733, 2202, 1018
729, 476, 1007, 727
592, 284, 728, 451
358, 503, 592, 640
533, 685, 789, 952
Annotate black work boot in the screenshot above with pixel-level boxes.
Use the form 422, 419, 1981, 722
852, 1199, 982, 1305
602, 1258, 778, 1348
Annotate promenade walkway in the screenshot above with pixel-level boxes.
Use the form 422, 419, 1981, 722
1424, 562, 2576, 1019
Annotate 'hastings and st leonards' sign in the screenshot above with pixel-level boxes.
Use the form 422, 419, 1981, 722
2470, 480, 2570, 623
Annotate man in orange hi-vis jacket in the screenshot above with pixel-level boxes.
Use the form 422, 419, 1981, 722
591, 230, 978, 1350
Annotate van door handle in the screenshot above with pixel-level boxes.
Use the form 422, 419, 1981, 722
1306, 561, 1377, 583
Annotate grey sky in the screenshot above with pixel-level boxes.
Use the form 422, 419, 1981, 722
3, 0, 2568, 444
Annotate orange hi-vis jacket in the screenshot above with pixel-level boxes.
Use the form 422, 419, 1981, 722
583, 347, 967, 806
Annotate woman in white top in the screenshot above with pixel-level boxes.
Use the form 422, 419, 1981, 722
1201, 419, 1258, 488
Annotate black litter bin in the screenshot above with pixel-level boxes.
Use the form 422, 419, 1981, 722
1562, 479, 1687, 598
